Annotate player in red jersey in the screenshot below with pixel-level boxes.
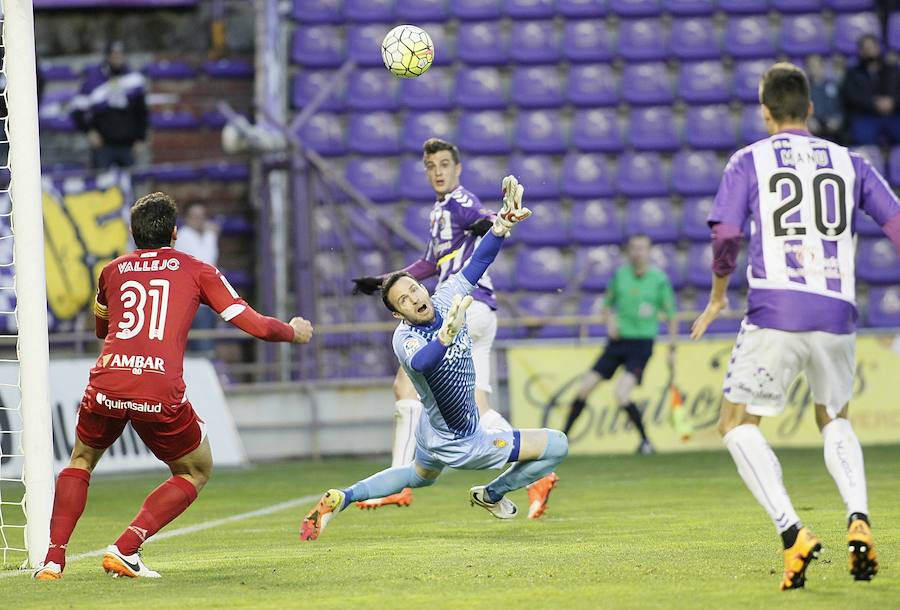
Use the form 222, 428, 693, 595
33, 192, 313, 580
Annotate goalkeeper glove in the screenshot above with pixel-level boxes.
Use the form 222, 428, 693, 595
437, 294, 474, 346
492, 175, 531, 237
351, 276, 383, 295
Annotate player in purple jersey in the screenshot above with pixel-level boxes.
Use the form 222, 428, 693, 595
692, 63, 900, 592
351, 139, 558, 515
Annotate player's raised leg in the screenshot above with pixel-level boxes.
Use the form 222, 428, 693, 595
817, 404, 878, 581
33, 437, 109, 580
103, 433, 212, 579
471, 428, 567, 520
303, 460, 442, 541
718, 400, 820, 591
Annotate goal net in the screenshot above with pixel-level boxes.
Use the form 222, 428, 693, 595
0, 0, 53, 571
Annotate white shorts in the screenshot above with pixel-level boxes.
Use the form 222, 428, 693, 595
466, 300, 497, 393
415, 424, 517, 471
724, 320, 855, 418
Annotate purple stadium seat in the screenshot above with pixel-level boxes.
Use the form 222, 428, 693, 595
515, 248, 570, 291
562, 20, 614, 62
496, 296, 528, 340
772, 0, 822, 12
685, 243, 713, 288
857, 239, 900, 284
518, 295, 578, 339
510, 20, 561, 64
203, 162, 249, 182
399, 67, 453, 110
504, 0, 555, 18
609, 0, 661, 17
558, 0, 608, 17
347, 112, 400, 154
461, 156, 509, 199
150, 111, 200, 130
509, 155, 560, 199
621, 63, 673, 105
292, 0, 342, 23
343, 0, 393, 21
346, 69, 399, 111
516, 201, 569, 246
219, 215, 253, 237
455, 67, 507, 109
663, 0, 715, 15
578, 295, 609, 337
826, 0, 875, 11
718, 0, 767, 13
834, 13, 881, 56
669, 18, 720, 60
315, 251, 348, 295
203, 58, 253, 78
292, 71, 344, 111
403, 201, 433, 236
678, 61, 731, 103
348, 23, 391, 67
144, 60, 197, 79
692, 290, 742, 333
734, 59, 774, 103
567, 64, 619, 106
488, 248, 516, 292
40, 88, 76, 107
562, 154, 615, 197
398, 157, 434, 199
780, 14, 830, 56
627, 199, 679, 243
890, 146, 900, 186
684, 105, 737, 150
724, 16, 775, 59
346, 158, 399, 203
451, 0, 502, 20
458, 21, 508, 65
855, 208, 885, 237
41, 63, 78, 81
402, 112, 455, 153
396, 0, 448, 20
672, 150, 723, 195
575, 246, 622, 291
422, 24, 453, 66
681, 196, 714, 241
458, 111, 512, 154
866, 287, 900, 327
618, 19, 668, 61
291, 26, 345, 67
650, 243, 685, 289
515, 110, 568, 154
139, 163, 202, 183
889, 13, 900, 53
616, 152, 668, 197
511, 66, 565, 108
572, 109, 624, 152
740, 105, 768, 144
628, 107, 680, 152
852, 145, 886, 176
571, 199, 623, 245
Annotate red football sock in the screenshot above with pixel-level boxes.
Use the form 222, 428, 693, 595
114, 476, 198, 555
45, 467, 91, 569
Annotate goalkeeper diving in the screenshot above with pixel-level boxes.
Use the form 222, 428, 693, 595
300, 176, 569, 540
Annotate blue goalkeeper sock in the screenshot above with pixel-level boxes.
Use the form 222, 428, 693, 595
485, 429, 568, 502
341, 464, 438, 510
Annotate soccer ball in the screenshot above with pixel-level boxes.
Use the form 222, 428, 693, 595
381, 25, 434, 79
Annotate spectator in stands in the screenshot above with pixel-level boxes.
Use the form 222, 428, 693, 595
177, 203, 220, 355
807, 55, 843, 143
72, 41, 147, 170
841, 35, 900, 145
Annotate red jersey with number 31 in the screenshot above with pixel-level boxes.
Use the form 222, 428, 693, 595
90, 247, 265, 407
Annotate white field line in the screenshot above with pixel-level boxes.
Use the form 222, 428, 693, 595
0, 492, 320, 579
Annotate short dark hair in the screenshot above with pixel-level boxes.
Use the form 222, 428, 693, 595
381, 271, 415, 312
759, 62, 811, 123
131, 192, 178, 249
422, 138, 460, 164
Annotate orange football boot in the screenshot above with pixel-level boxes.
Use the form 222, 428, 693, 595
355, 487, 413, 510
848, 519, 878, 581
300, 489, 345, 541
526, 473, 559, 520
780, 527, 822, 591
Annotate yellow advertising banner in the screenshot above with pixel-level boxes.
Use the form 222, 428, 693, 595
508, 335, 900, 453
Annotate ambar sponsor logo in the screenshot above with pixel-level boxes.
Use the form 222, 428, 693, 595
102, 353, 166, 376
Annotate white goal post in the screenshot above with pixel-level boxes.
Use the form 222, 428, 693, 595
3, 0, 53, 569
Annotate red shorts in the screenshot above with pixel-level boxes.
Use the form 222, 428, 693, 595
76, 388, 205, 463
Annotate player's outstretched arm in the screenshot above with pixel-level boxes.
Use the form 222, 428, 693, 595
352, 259, 439, 295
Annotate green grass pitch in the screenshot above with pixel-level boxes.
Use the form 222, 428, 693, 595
3, 446, 899, 609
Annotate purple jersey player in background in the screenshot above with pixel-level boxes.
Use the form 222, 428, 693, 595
351, 138, 558, 514
692, 63, 900, 593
